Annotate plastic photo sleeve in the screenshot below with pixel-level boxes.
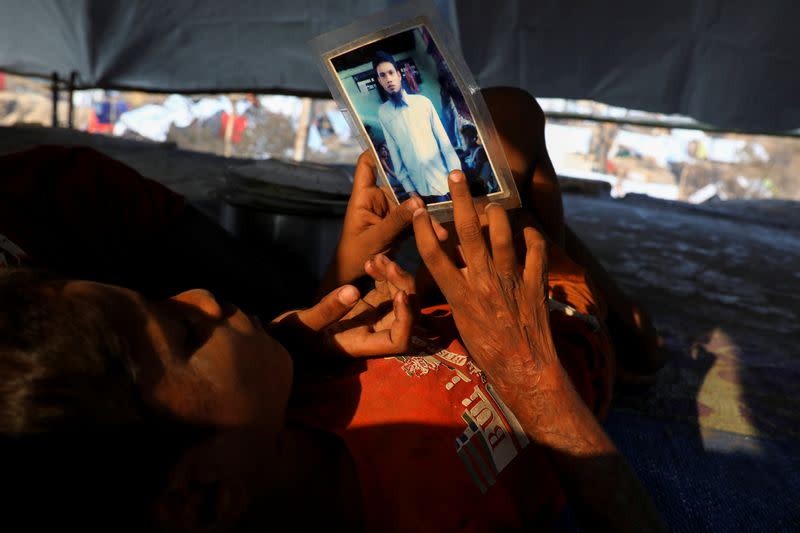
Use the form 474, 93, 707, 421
309, 3, 520, 222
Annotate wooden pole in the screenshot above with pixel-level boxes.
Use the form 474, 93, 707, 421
67, 71, 77, 129
293, 97, 313, 161
50, 72, 59, 128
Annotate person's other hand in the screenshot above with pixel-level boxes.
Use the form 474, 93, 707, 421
273, 254, 416, 358
319, 150, 424, 295
326, 253, 417, 357
412, 170, 563, 401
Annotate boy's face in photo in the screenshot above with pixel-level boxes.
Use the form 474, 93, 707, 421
375, 61, 402, 94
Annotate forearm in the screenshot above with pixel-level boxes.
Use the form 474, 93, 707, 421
498, 364, 665, 533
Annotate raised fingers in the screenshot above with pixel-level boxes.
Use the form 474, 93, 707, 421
294, 285, 360, 331
412, 207, 463, 301
370, 195, 423, 247
486, 203, 517, 280
522, 226, 548, 293
365, 255, 415, 294
334, 291, 414, 357
449, 171, 490, 273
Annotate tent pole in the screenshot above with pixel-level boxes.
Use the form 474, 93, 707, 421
50, 72, 59, 128
293, 97, 312, 161
67, 71, 77, 129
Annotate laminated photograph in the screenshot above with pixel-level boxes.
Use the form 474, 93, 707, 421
310, 3, 520, 222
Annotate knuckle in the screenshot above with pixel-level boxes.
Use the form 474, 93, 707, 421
498, 272, 519, 292
524, 226, 545, 247
419, 246, 442, 267
456, 220, 483, 242
391, 206, 411, 225
493, 230, 512, 250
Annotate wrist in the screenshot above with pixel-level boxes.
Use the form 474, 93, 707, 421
492, 362, 608, 452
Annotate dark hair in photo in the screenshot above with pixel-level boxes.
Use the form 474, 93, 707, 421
461, 124, 478, 138
372, 50, 399, 73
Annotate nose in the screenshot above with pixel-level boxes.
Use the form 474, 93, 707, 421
170, 289, 224, 319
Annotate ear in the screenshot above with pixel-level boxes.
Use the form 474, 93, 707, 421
153, 435, 251, 533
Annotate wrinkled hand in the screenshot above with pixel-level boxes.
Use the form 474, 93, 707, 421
412, 170, 561, 400
273, 254, 416, 359
319, 150, 424, 295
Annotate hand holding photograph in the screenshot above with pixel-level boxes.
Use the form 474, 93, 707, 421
310, 3, 520, 221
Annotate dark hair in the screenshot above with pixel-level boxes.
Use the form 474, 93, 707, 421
372, 50, 399, 73
461, 124, 478, 138
0, 268, 197, 529
0, 268, 146, 433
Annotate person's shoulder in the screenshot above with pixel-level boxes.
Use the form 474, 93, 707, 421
407, 93, 431, 106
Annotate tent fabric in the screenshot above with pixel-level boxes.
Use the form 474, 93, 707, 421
1, 0, 798, 132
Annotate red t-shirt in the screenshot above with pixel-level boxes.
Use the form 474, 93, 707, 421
289, 248, 614, 532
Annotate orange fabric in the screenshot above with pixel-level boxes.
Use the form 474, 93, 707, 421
546, 242, 616, 419
87, 111, 115, 134
219, 112, 247, 143
289, 246, 615, 532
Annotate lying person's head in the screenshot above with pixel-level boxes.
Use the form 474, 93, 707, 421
0, 268, 294, 530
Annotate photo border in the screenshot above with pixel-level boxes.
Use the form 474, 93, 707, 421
309, 3, 520, 222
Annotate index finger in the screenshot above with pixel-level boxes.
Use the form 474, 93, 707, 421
449, 171, 490, 274
412, 208, 464, 302
352, 150, 379, 191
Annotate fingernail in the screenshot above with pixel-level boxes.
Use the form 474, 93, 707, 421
413, 207, 426, 218
449, 171, 464, 183
378, 254, 389, 265
338, 286, 359, 305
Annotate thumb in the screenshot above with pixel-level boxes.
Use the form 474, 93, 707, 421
371, 195, 424, 247
296, 285, 360, 331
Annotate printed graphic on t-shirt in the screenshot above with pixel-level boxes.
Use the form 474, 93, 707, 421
396, 336, 530, 494
0, 233, 28, 268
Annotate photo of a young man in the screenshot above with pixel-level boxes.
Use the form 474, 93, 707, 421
328, 25, 501, 206
373, 51, 461, 204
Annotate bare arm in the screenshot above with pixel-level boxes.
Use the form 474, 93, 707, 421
412, 171, 665, 533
